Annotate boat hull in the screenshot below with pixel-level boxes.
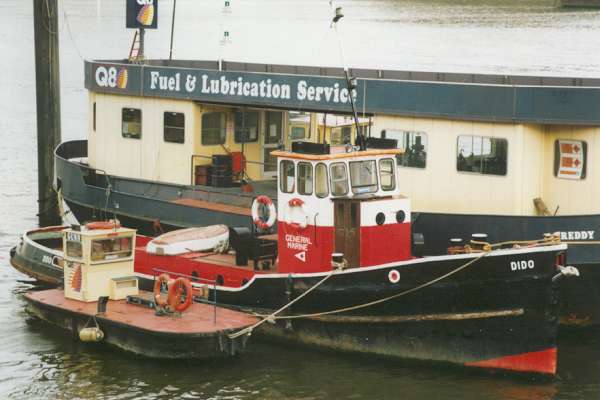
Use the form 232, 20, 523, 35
24, 290, 253, 359
138, 245, 564, 375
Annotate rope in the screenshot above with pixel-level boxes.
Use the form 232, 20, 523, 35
227, 235, 563, 337
228, 265, 341, 339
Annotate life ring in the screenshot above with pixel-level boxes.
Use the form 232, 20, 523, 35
153, 273, 171, 308
86, 220, 120, 230
167, 277, 193, 312
285, 198, 308, 229
251, 195, 277, 230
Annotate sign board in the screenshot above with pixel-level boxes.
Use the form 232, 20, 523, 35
126, 0, 158, 29
555, 139, 586, 180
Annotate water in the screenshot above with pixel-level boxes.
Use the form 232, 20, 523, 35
2, 0, 600, 398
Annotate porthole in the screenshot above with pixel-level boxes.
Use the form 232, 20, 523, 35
396, 210, 405, 224
376, 212, 385, 226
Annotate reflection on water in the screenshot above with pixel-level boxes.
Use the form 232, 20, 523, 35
2, 0, 600, 398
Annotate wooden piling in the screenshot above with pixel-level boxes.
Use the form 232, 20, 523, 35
33, 0, 62, 227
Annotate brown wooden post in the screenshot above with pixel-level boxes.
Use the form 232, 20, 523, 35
33, 0, 62, 226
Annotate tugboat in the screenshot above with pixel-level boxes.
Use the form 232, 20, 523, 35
15, 143, 578, 373
23, 223, 257, 359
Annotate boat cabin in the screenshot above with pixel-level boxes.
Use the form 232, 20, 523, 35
63, 225, 138, 302
270, 144, 411, 273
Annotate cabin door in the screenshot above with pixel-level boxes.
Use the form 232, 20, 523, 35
334, 199, 361, 267
262, 111, 284, 179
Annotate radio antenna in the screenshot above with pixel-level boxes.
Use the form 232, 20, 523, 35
329, 1, 365, 150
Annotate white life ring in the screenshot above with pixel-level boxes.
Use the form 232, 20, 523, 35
251, 195, 277, 230
285, 198, 309, 229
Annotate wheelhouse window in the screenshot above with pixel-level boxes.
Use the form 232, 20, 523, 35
164, 112, 185, 144
122, 108, 141, 139
330, 163, 349, 196
297, 163, 313, 195
382, 130, 427, 168
65, 232, 82, 259
280, 160, 295, 193
379, 158, 396, 191
457, 135, 507, 176
91, 236, 133, 262
201, 112, 227, 145
350, 160, 378, 194
315, 163, 329, 198
234, 111, 259, 143
554, 139, 587, 180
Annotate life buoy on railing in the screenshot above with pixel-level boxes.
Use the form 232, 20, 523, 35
251, 195, 277, 230
167, 277, 193, 312
86, 220, 121, 230
285, 198, 308, 230
153, 273, 171, 308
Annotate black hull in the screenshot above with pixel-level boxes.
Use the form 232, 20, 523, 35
146, 245, 564, 374
24, 295, 249, 359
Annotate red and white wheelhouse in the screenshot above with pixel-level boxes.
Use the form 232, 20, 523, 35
273, 148, 412, 273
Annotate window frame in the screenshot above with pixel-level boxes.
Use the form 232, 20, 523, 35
163, 111, 185, 144
349, 160, 379, 194
315, 162, 329, 198
234, 110, 259, 143
330, 162, 349, 197
280, 160, 296, 194
201, 112, 227, 146
121, 108, 142, 139
297, 162, 314, 196
382, 129, 427, 169
379, 158, 396, 191
456, 135, 508, 177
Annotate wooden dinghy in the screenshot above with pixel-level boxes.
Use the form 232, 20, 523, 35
24, 289, 257, 359
146, 225, 229, 255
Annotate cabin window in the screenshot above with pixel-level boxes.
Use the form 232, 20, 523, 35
382, 130, 427, 168
350, 160, 378, 194
122, 108, 142, 139
554, 139, 587, 180
379, 158, 396, 191
91, 236, 133, 262
315, 163, 329, 198
164, 112, 185, 144
331, 126, 352, 145
297, 163, 313, 195
280, 160, 295, 193
93, 102, 96, 132
234, 111, 259, 143
66, 241, 83, 259
201, 112, 227, 145
288, 111, 310, 140
330, 163, 349, 196
457, 135, 507, 176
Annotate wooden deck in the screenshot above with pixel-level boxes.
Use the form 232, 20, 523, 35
26, 289, 258, 334
171, 198, 252, 217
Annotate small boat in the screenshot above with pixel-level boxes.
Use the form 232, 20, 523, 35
146, 225, 229, 255
23, 224, 257, 359
10, 226, 66, 285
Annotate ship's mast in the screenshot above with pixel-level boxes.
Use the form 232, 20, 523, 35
330, 3, 366, 150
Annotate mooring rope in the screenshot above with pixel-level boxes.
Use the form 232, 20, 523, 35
227, 236, 562, 339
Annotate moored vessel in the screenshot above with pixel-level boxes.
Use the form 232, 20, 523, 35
23, 224, 256, 359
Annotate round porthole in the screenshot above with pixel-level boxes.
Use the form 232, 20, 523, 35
376, 212, 386, 226
396, 210, 406, 224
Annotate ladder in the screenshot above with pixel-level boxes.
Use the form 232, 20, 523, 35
128, 31, 143, 63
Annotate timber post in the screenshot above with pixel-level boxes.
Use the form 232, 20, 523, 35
33, 0, 62, 226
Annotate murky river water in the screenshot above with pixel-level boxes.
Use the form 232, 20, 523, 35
2, 0, 600, 398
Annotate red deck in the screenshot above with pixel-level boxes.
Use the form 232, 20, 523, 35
26, 289, 258, 334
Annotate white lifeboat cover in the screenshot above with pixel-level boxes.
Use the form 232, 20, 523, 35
146, 225, 229, 255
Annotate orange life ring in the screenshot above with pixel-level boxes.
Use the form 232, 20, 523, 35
86, 220, 121, 230
167, 277, 193, 312
153, 273, 171, 308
